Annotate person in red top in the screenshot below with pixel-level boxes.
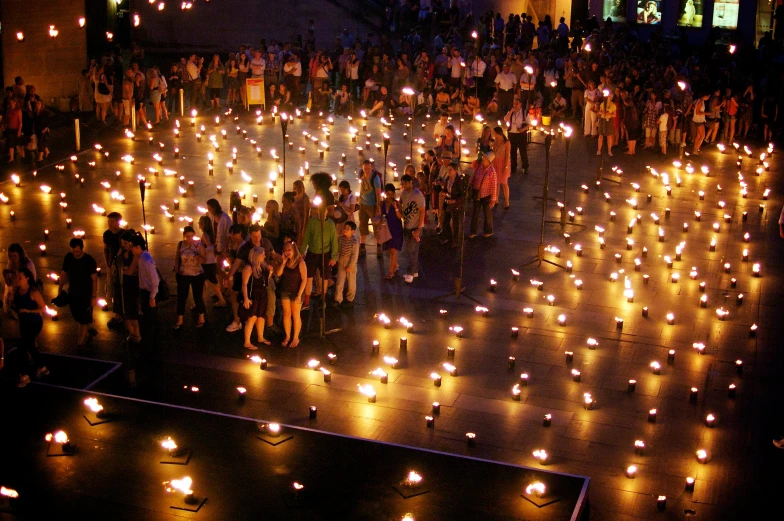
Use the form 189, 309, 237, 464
468, 151, 498, 238
4, 98, 23, 163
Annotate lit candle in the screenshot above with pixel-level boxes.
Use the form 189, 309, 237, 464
543, 414, 552, 427
648, 409, 657, 423
690, 387, 698, 401
628, 379, 636, 392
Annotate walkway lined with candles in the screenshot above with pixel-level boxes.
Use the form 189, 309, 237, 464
1, 108, 783, 520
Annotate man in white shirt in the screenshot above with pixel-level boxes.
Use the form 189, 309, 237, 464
448, 48, 464, 88
504, 98, 529, 174
518, 65, 536, 109
495, 62, 516, 115
250, 50, 265, 78
433, 112, 449, 142
283, 53, 302, 104
467, 54, 486, 99
185, 55, 201, 108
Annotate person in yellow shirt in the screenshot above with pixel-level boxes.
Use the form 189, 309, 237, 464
596, 90, 616, 156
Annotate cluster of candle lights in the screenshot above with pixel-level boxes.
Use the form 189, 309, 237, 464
2, 103, 770, 515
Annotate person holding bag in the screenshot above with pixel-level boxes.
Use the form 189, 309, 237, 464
468, 152, 498, 239
240, 247, 271, 350
379, 184, 404, 279
173, 226, 206, 330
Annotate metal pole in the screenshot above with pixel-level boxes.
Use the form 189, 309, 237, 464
282, 137, 287, 191
179, 89, 185, 117
131, 104, 137, 133
74, 118, 80, 151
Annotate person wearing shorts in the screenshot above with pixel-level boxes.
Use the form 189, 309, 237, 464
58, 238, 98, 349
275, 239, 307, 347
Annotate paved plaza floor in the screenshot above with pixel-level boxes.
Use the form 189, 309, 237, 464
0, 108, 782, 519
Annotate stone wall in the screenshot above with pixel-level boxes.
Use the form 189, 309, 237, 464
1, 0, 87, 104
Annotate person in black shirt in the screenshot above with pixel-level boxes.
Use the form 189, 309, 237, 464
58, 238, 98, 349
103, 212, 125, 328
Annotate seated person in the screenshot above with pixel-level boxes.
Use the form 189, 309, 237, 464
463, 92, 481, 119
415, 88, 434, 116
549, 91, 567, 120
369, 86, 394, 117
435, 87, 451, 113
314, 82, 332, 112
333, 84, 351, 116
485, 92, 499, 115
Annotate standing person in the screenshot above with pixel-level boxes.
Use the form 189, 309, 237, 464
596, 92, 616, 156
198, 215, 227, 308
738, 83, 754, 138
400, 174, 425, 283
335, 180, 358, 237
117, 231, 142, 344
133, 72, 149, 127
10, 268, 48, 387
4, 98, 22, 163
240, 247, 271, 349
58, 238, 98, 349
103, 212, 125, 329
623, 96, 640, 155
130, 234, 158, 354
468, 152, 498, 238
705, 89, 724, 144
492, 126, 512, 209
280, 192, 302, 245
692, 92, 709, 155
302, 203, 338, 309
494, 63, 516, 116
225, 225, 278, 331
207, 198, 232, 286
225, 56, 239, 108
357, 160, 383, 259
3, 244, 37, 302
206, 54, 225, 110
147, 68, 163, 125
583, 81, 600, 136
333, 222, 359, 306
275, 240, 307, 348
380, 184, 404, 279
642, 91, 660, 149
504, 98, 529, 175
440, 162, 464, 248
293, 180, 311, 246
122, 70, 134, 127
262, 200, 282, 252
761, 93, 778, 142
237, 52, 250, 108
723, 90, 739, 143
172, 226, 206, 330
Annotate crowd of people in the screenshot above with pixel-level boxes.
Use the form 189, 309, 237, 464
3, 4, 784, 387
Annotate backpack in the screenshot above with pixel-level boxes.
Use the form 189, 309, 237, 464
155, 268, 170, 302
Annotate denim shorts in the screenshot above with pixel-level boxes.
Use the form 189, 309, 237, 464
280, 291, 300, 302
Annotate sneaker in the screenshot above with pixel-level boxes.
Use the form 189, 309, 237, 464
17, 375, 31, 388
774, 438, 784, 449
404, 274, 414, 283
301, 303, 310, 311
36, 366, 50, 378
225, 322, 242, 332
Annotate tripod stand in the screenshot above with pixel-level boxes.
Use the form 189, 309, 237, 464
521, 133, 567, 271
433, 164, 483, 305
545, 130, 585, 230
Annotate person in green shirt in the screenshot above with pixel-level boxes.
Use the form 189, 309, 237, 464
302, 199, 338, 310
207, 54, 225, 110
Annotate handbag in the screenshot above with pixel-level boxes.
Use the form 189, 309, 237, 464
155, 269, 170, 302
373, 215, 392, 244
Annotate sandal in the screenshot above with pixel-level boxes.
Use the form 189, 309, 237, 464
172, 323, 184, 330
243, 343, 258, 350
385, 272, 396, 280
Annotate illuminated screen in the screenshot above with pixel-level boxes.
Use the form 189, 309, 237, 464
712, 0, 739, 29
677, 0, 704, 28
603, 0, 627, 22
637, 0, 662, 25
